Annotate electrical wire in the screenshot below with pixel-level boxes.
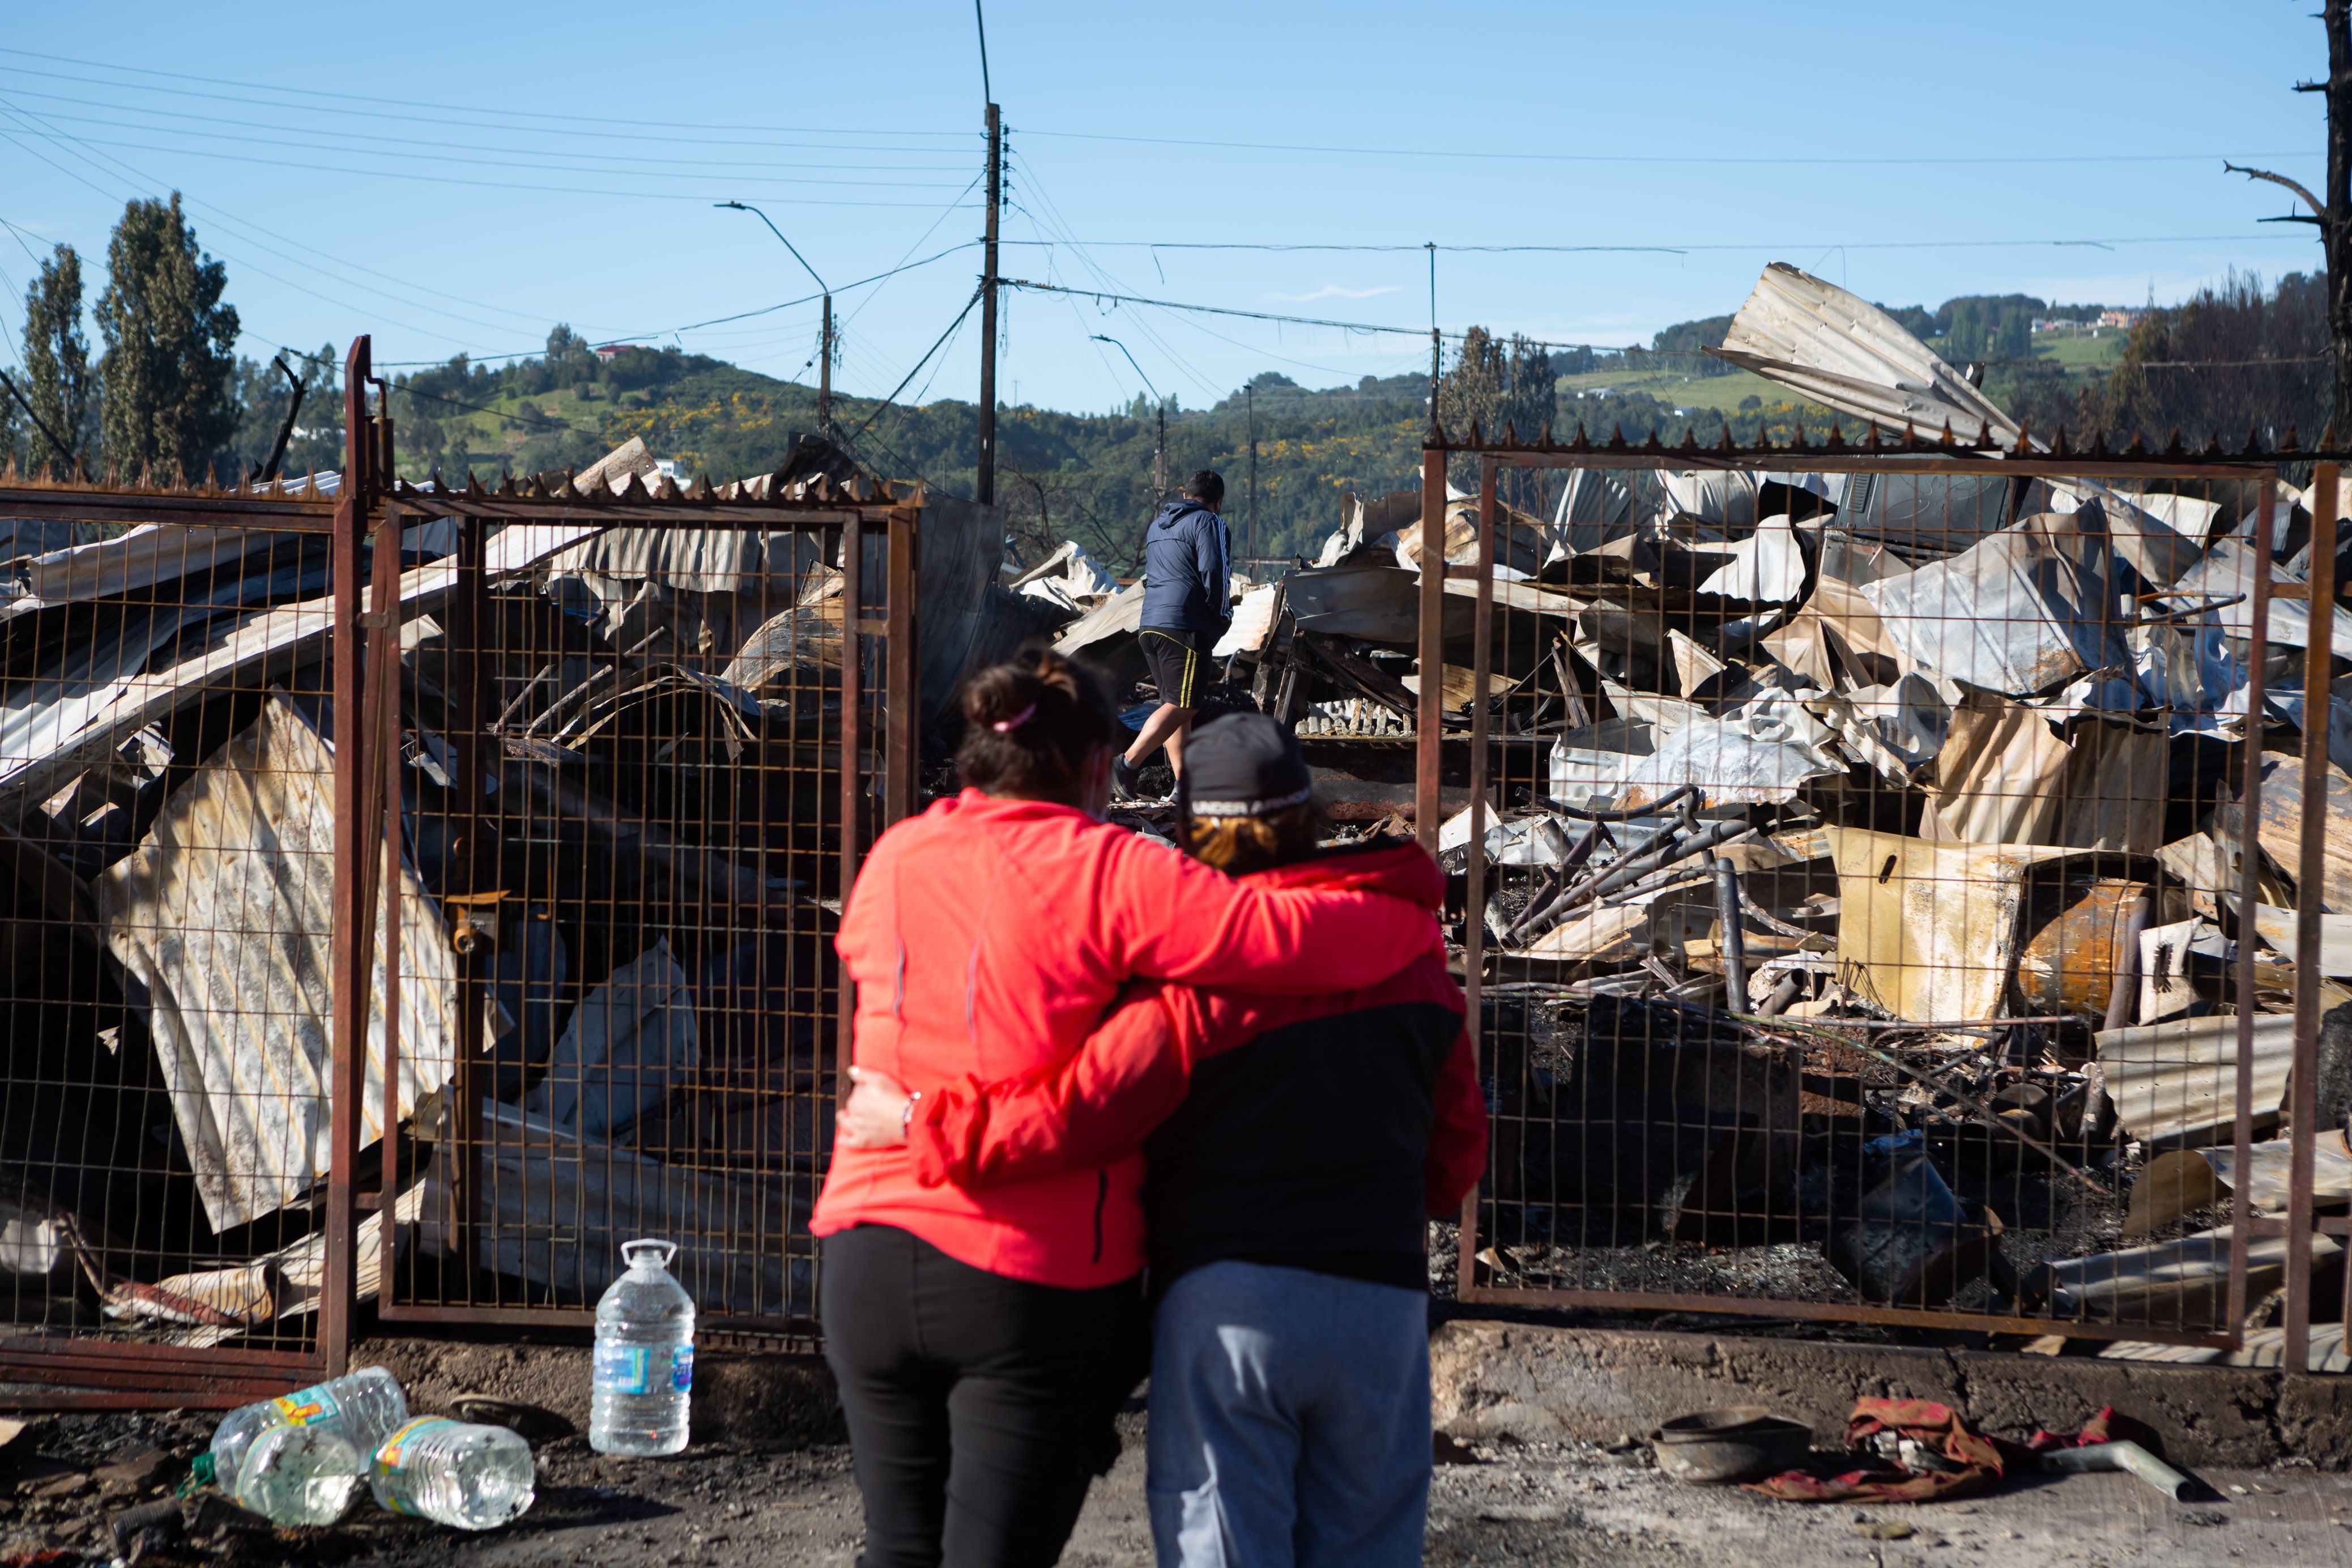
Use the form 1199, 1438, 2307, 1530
0, 49, 972, 140
992, 234, 2312, 255
1015, 123, 2317, 168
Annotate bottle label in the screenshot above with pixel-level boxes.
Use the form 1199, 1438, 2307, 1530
670, 1345, 693, 1393
272, 1384, 342, 1428
594, 1343, 653, 1396
374, 1416, 459, 1516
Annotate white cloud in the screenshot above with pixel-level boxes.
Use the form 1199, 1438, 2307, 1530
1268, 283, 1403, 302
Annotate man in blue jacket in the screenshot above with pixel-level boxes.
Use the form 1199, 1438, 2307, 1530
1115, 470, 1231, 798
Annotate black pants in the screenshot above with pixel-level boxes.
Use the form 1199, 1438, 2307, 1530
821, 1224, 1148, 1568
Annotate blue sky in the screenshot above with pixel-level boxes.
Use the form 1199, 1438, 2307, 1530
0, 2, 2332, 414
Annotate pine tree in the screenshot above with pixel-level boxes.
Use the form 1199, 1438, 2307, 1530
20, 244, 95, 478
95, 194, 240, 483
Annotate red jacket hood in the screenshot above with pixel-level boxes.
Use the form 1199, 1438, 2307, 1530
1235, 840, 1445, 908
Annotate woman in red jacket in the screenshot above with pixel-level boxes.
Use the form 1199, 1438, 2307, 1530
812, 650, 1442, 1568
842, 713, 1484, 1568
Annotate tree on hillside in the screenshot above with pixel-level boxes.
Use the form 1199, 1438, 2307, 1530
2225, 0, 2350, 434
2099, 272, 2331, 446
96, 194, 240, 482
20, 245, 95, 478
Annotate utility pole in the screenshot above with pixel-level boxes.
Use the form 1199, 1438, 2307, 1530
819, 293, 834, 436
1246, 381, 1258, 564
1428, 241, 1442, 430
977, 102, 1003, 505
716, 201, 834, 439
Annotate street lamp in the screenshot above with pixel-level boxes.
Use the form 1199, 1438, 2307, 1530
1092, 334, 1166, 495
718, 201, 835, 437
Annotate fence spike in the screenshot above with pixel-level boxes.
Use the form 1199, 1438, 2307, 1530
2281, 425, 2302, 453
2244, 423, 2266, 457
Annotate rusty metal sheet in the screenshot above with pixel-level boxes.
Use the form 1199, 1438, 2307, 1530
2251, 902, 2352, 977
2124, 1131, 2352, 1235
1822, 826, 2078, 1021
96, 697, 461, 1232
2096, 1012, 2295, 1146
2055, 720, 2171, 857
1715, 263, 2019, 446
0, 514, 608, 819
2250, 747, 2352, 914
1918, 693, 2073, 845
1864, 512, 2131, 698
17, 525, 292, 606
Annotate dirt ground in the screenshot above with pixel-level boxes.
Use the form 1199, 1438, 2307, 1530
7, 1396, 2352, 1567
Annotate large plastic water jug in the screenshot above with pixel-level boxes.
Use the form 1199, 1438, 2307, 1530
590, 1238, 694, 1455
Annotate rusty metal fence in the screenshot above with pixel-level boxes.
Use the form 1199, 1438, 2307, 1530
0, 335, 919, 1403
372, 429, 917, 1342
0, 395, 357, 1404
1423, 428, 2346, 1364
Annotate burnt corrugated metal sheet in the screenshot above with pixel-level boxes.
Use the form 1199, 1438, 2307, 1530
2096, 1012, 2294, 1147
96, 697, 461, 1232
0, 515, 607, 819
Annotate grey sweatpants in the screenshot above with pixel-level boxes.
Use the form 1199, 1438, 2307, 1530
1145, 1261, 1430, 1568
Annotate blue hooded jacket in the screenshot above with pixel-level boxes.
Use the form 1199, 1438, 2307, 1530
1139, 498, 1230, 633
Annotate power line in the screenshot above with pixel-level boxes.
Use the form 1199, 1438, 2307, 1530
2, 104, 975, 185
0, 87, 972, 169
0, 49, 971, 139
1015, 125, 2318, 168
992, 233, 2313, 255
0, 123, 982, 205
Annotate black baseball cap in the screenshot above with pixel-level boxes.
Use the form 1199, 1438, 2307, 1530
1177, 713, 1313, 819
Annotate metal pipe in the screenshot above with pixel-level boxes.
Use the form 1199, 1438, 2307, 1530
1536, 784, 1696, 822
2039, 1441, 2195, 1501
1714, 856, 1748, 1011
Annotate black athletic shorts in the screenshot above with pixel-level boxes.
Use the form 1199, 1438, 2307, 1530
1139, 625, 1215, 708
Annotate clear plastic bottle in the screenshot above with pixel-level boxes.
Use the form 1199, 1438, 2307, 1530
368, 1417, 536, 1530
201, 1366, 410, 1496
231, 1422, 365, 1526
590, 1238, 695, 1455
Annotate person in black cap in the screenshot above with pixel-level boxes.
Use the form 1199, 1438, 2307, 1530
841, 712, 1485, 1568
1115, 470, 1232, 799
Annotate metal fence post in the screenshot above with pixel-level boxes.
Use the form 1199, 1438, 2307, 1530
321, 334, 372, 1375
1416, 442, 1447, 850
2286, 463, 2341, 1369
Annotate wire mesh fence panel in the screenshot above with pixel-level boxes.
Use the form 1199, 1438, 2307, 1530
378, 488, 914, 1340
1433, 441, 2337, 1350
0, 481, 364, 1403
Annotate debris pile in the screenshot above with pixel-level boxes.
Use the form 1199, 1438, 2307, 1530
1038, 264, 2352, 1344
0, 433, 998, 1346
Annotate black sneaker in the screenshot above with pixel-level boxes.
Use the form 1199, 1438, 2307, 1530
1111, 753, 1143, 800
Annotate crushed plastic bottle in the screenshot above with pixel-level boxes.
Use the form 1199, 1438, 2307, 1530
590, 1238, 694, 1456
198, 1366, 410, 1497
368, 1417, 536, 1530
231, 1422, 365, 1526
